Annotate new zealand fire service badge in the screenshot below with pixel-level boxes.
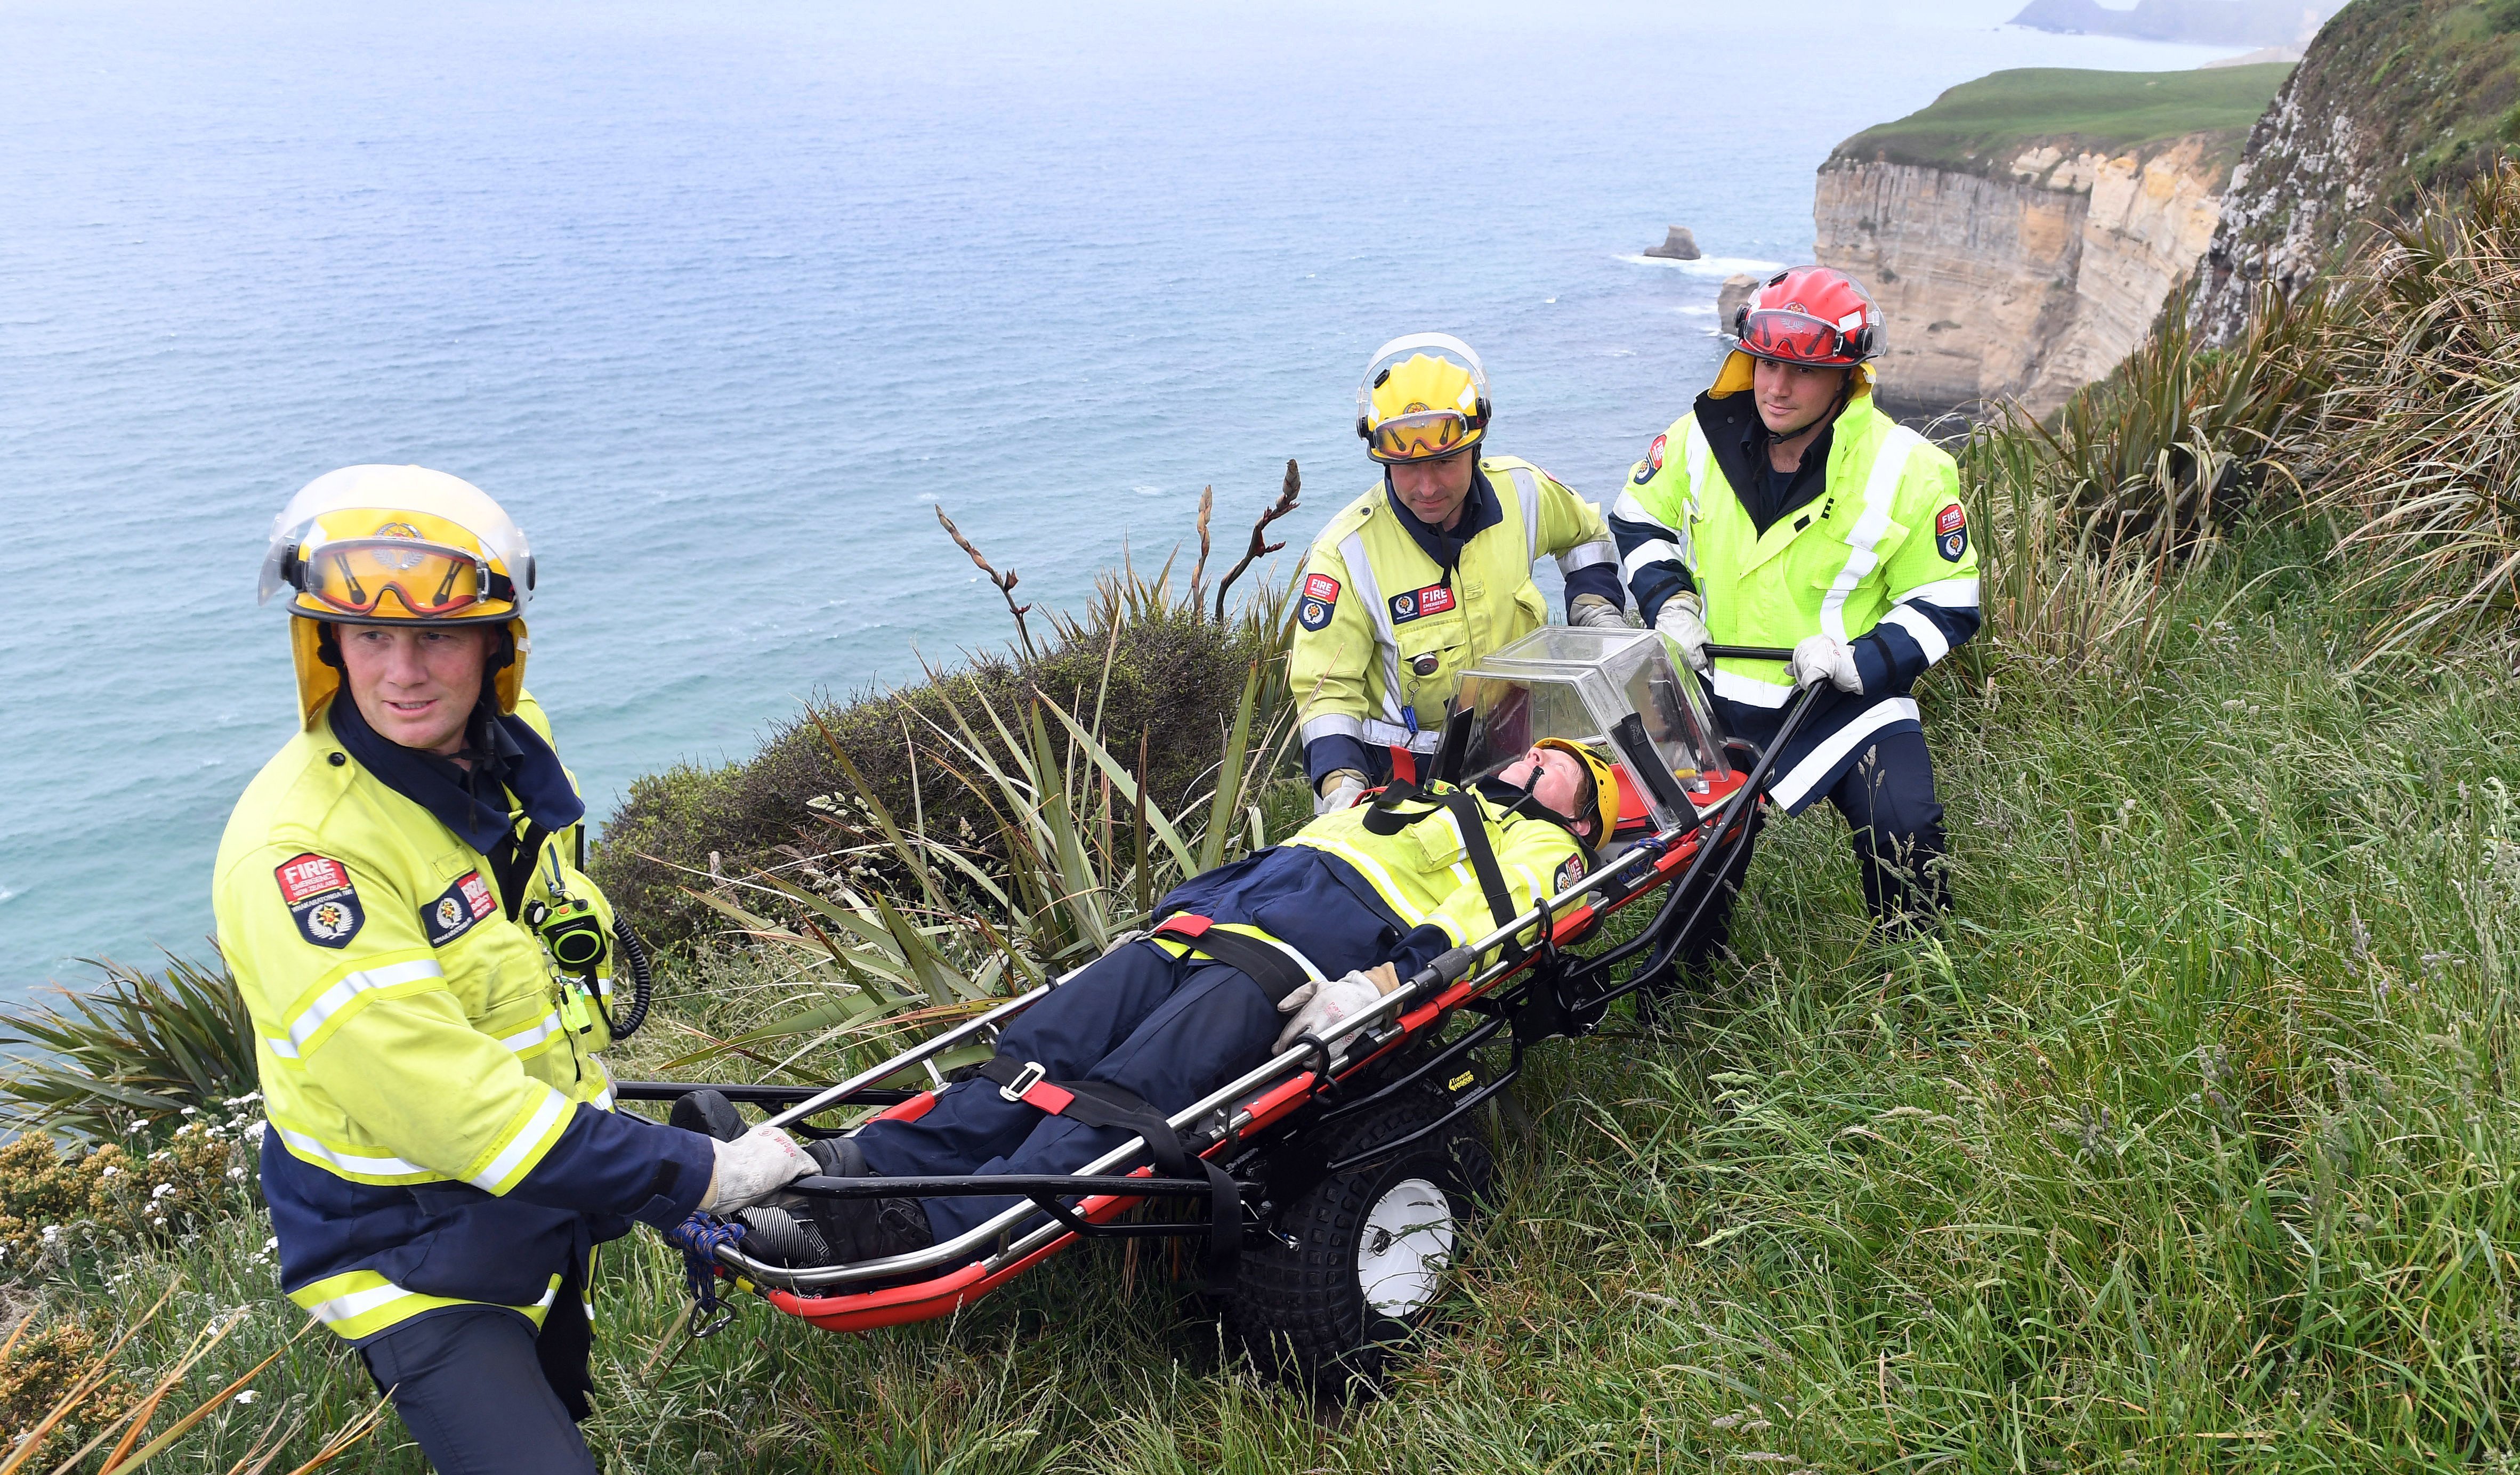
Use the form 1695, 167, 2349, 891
275, 853, 364, 949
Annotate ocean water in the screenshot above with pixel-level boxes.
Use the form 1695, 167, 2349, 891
0, 1, 2231, 995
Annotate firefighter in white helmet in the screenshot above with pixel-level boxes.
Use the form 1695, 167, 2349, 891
213, 466, 816, 1473
1291, 334, 1626, 814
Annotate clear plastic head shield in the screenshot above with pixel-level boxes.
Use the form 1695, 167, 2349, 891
1453, 627, 1727, 834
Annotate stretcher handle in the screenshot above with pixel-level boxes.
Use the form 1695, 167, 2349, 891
781, 1172, 1219, 1201
1703, 644, 1794, 661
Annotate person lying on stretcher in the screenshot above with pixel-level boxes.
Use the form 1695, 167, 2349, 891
683, 739, 1621, 1268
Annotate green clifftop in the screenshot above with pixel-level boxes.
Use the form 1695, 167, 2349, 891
1830, 64, 2293, 179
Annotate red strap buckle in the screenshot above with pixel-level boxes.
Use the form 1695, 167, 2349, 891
1153, 913, 1212, 939
996, 1060, 1075, 1114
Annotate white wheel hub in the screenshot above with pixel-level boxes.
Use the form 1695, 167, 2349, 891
1356, 1177, 1455, 1318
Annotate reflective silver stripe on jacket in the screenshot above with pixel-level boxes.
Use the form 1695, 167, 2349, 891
1360, 718, 1445, 753
1819, 427, 1925, 644
266, 958, 446, 1060
1301, 714, 1368, 747
1612, 488, 1690, 578
1336, 530, 1408, 726
1768, 696, 1923, 809
1507, 465, 1541, 569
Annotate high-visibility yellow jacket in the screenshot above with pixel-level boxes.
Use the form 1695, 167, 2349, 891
1609, 371, 1980, 813
213, 692, 712, 1343
1156, 777, 1590, 982
1291, 457, 1618, 784
1286, 782, 1588, 956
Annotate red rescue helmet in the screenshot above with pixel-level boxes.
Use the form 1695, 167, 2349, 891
1730, 266, 1883, 368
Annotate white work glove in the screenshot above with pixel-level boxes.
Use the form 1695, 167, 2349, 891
1654, 595, 1711, 673
1314, 769, 1368, 815
1273, 968, 1390, 1053
700, 1124, 816, 1213
1566, 594, 1628, 630
1789, 633, 1863, 693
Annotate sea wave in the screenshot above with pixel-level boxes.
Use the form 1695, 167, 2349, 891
1615, 253, 1784, 279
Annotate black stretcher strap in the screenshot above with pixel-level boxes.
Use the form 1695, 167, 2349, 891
975, 1056, 1240, 1294
1360, 782, 1522, 950
1147, 914, 1316, 1004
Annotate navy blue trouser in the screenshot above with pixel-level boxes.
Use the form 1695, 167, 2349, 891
1677, 726, 1948, 970
358, 1306, 597, 1475
851, 940, 1276, 1242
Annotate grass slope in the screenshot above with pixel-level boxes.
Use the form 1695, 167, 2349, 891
31, 532, 2520, 1471
1831, 63, 2293, 175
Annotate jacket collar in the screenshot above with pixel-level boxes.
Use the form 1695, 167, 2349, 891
327, 693, 585, 855
1694, 394, 1889, 574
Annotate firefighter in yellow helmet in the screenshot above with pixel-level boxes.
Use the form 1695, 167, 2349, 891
214, 466, 818, 1474
1292, 334, 1626, 814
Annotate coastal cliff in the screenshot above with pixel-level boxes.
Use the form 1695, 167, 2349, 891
2191, 0, 2520, 345
1817, 64, 2288, 417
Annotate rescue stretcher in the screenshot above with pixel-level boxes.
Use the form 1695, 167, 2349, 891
619, 628, 1822, 1390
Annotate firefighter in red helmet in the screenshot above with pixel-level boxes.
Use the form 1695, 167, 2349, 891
1609, 268, 1981, 972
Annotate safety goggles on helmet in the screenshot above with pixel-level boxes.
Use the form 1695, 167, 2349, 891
1738, 307, 1865, 367
286, 535, 518, 619
1366, 408, 1479, 463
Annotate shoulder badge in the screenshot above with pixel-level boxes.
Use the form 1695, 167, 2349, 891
1935, 503, 1968, 562
422, 870, 499, 946
1298, 572, 1340, 632
274, 853, 364, 949
1631, 433, 1667, 486
1554, 853, 1587, 893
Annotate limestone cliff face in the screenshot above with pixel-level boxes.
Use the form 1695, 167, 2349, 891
1816, 137, 2228, 417
2191, 0, 2520, 346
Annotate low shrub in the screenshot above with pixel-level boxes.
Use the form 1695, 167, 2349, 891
0, 1105, 262, 1283
0, 1316, 133, 1453
595, 542, 1298, 951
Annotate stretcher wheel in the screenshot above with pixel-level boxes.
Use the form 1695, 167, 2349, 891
1225, 1091, 1493, 1395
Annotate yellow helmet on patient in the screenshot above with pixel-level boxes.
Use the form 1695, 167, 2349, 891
1533, 737, 1621, 844
257, 465, 535, 730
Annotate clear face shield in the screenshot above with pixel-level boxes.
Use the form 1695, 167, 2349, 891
1451, 628, 1729, 839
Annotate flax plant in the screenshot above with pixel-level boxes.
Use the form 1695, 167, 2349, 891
2317, 160, 2520, 660
667, 574, 1296, 1089
0, 955, 258, 1143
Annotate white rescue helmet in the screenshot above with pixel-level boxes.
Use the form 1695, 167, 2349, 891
259, 465, 535, 730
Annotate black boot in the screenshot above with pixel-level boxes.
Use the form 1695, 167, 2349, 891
736, 1139, 934, 1268
668, 1088, 746, 1142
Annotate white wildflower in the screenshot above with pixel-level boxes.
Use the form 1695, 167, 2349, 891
151, 1183, 176, 1200
233, 1391, 258, 1405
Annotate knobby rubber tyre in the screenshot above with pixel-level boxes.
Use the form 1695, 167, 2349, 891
1225, 1090, 1494, 1397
